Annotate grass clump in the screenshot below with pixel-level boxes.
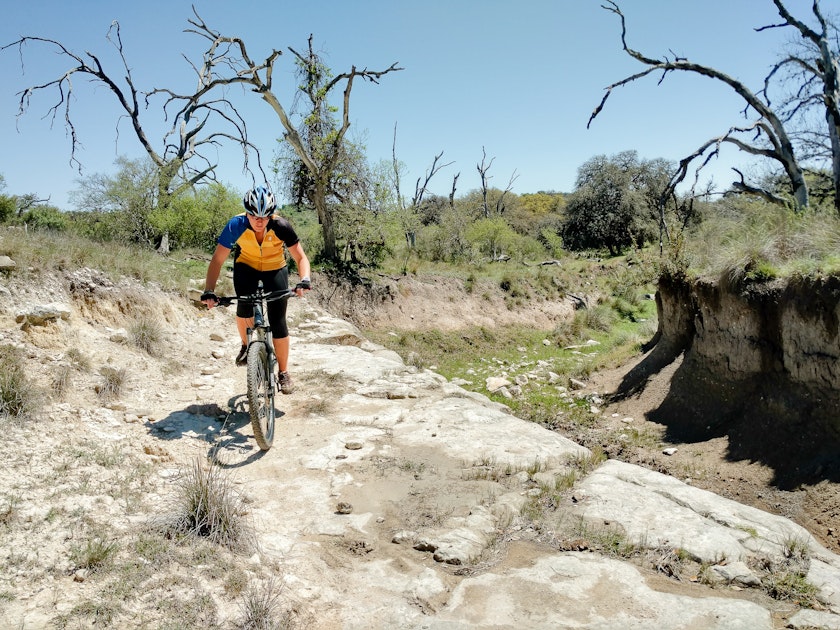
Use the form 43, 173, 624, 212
129, 314, 164, 355
237, 577, 295, 630
750, 535, 819, 607
69, 535, 119, 574
65, 347, 93, 372
686, 199, 840, 280
96, 366, 128, 400
50, 363, 74, 397
0, 344, 39, 420
159, 457, 255, 554
573, 518, 641, 559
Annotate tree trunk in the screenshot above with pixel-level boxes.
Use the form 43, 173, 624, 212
829, 107, 840, 214
157, 232, 170, 254
314, 181, 337, 262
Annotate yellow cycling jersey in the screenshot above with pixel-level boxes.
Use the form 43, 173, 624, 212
217, 213, 300, 272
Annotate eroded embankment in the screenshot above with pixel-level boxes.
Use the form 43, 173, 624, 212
617, 274, 840, 488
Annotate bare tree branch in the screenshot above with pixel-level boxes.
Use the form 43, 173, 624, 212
2, 14, 269, 210
592, 0, 814, 209
186, 17, 403, 260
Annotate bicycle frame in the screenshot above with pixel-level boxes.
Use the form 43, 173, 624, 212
217, 282, 297, 450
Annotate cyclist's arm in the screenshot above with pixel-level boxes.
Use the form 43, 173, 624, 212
287, 242, 311, 293
203, 243, 231, 307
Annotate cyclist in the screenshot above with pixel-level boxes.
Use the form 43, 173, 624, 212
200, 185, 311, 394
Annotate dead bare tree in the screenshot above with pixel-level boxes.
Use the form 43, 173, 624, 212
448, 173, 460, 212
184, 13, 402, 262
390, 128, 455, 274
760, 0, 840, 212
391, 129, 454, 244
2, 21, 263, 229
588, 0, 840, 211
476, 146, 519, 218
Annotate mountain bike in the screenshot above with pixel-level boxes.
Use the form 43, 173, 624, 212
217, 282, 297, 451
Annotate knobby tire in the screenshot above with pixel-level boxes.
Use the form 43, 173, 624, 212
246, 342, 275, 450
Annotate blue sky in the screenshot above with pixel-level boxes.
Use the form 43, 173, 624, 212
0, 1, 797, 209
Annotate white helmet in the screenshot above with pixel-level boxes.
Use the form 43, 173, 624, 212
243, 186, 276, 217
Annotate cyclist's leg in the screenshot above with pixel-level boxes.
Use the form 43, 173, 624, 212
236, 317, 252, 346
264, 267, 294, 392
263, 267, 290, 347
265, 267, 290, 370
233, 263, 258, 348
273, 336, 290, 372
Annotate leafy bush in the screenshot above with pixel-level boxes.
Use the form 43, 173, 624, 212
21, 205, 67, 231
465, 216, 518, 260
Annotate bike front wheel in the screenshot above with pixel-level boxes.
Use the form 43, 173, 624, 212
246, 342, 276, 450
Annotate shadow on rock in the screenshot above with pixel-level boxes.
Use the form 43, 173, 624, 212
207, 393, 286, 468
146, 402, 229, 443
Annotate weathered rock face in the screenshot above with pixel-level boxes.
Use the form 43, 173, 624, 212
649, 274, 840, 484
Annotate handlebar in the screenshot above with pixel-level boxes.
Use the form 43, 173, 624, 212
215, 287, 300, 308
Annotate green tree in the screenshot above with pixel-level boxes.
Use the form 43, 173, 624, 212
152, 183, 240, 251
466, 216, 518, 261
71, 158, 241, 251
71, 157, 159, 246
508, 191, 566, 240
561, 151, 669, 255
0, 175, 14, 223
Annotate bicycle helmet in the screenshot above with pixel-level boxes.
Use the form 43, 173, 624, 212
243, 186, 276, 217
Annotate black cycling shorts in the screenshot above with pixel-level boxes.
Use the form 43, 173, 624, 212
233, 264, 290, 338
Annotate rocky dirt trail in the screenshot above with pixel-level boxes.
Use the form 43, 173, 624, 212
3, 269, 840, 628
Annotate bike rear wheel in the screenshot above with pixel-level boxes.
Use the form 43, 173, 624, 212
246, 342, 275, 450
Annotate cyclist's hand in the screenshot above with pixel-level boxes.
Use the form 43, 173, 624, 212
294, 280, 311, 294
200, 291, 218, 308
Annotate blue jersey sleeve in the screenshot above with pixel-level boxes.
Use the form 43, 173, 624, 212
217, 215, 249, 249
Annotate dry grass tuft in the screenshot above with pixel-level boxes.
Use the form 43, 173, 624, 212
96, 366, 128, 401
51, 363, 74, 397
158, 457, 256, 554
0, 344, 40, 420
237, 577, 296, 629
129, 314, 164, 355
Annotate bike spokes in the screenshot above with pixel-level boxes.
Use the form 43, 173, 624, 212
246, 342, 275, 450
